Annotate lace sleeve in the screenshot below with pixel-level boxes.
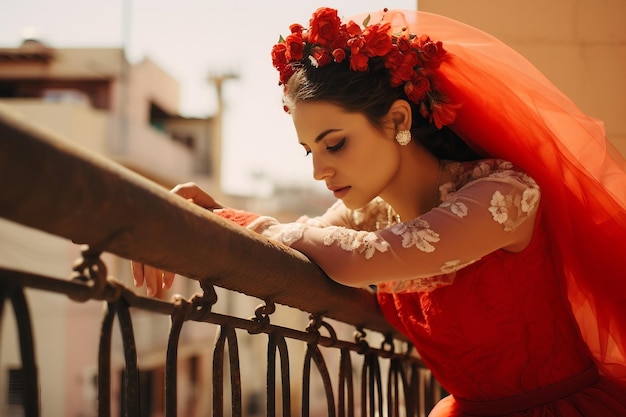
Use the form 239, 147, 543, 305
294, 197, 395, 230
248, 165, 540, 292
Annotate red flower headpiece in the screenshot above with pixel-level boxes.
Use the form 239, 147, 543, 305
271, 7, 461, 128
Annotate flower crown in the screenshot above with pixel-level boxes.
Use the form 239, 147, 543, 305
271, 7, 460, 128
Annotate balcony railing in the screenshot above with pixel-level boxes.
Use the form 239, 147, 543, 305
0, 104, 444, 416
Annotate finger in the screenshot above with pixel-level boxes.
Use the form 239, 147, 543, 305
162, 271, 176, 290
143, 265, 162, 297
171, 182, 200, 200
131, 261, 144, 288
171, 183, 221, 210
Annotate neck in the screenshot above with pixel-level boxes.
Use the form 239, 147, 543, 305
380, 150, 444, 221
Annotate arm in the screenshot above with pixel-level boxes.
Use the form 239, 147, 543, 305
131, 183, 365, 295
134, 167, 540, 294
244, 173, 540, 289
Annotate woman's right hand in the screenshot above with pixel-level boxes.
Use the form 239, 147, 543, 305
169, 182, 224, 211
131, 182, 224, 296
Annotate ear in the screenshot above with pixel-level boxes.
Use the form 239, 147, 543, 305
387, 99, 413, 131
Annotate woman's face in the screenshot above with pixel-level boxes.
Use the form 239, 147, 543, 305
292, 101, 401, 209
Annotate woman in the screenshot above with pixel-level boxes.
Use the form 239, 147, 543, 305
133, 8, 626, 416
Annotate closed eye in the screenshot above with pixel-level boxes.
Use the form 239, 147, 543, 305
327, 138, 346, 153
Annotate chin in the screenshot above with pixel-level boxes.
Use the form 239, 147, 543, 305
341, 197, 372, 211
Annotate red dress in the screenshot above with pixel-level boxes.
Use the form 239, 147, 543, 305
377, 205, 626, 415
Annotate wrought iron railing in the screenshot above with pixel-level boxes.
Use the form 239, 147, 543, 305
0, 105, 443, 416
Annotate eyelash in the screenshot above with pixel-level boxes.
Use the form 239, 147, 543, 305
327, 138, 346, 153
304, 138, 346, 157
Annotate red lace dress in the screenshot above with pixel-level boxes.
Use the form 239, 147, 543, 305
217, 159, 626, 415
377, 208, 626, 416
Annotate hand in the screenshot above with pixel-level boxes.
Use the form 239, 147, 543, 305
131, 262, 175, 297
170, 182, 224, 211
132, 182, 224, 296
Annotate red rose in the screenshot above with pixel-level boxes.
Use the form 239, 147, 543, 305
430, 101, 459, 128
289, 24, 304, 35
285, 33, 303, 61
350, 52, 369, 71
309, 7, 342, 47
383, 48, 403, 70
346, 20, 363, 37
332, 48, 346, 63
389, 73, 403, 87
271, 43, 288, 69
401, 50, 419, 69
422, 41, 441, 59
404, 75, 431, 102
395, 63, 415, 82
347, 36, 365, 55
362, 22, 392, 57
428, 88, 461, 128
312, 49, 332, 67
278, 64, 295, 85
415, 34, 446, 69
396, 36, 411, 54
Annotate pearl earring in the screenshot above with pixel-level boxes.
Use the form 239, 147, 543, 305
395, 129, 412, 146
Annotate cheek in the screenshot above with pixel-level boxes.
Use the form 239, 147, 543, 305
357, 140, 400, 183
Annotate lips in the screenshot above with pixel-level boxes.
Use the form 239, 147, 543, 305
329, 185, 351, 199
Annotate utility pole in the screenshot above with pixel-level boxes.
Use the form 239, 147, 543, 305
207, 72, 239, 196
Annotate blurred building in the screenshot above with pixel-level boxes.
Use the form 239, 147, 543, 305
0, 40, 224, 417
0, 39, 220, 188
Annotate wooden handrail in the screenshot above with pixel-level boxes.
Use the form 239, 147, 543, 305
0, 104, 398, 336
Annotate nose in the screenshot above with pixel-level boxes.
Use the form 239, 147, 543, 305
312, 153, 334, 181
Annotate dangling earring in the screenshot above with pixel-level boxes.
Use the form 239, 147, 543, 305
395, 129, 412, 146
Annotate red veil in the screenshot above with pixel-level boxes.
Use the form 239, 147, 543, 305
365, 9, 626, 383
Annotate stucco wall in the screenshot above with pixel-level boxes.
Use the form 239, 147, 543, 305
418, 0, 626, 156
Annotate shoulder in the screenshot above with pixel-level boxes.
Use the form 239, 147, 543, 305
441, 159, 539, 201
439, 159, 541, 233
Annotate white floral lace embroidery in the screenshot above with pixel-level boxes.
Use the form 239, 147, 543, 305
296, 215, 326, 228
349, 197, 398, 231
390, 219, 440, 252
323, 227, 389, 259
379, 258, 480, 293
380, 274, 456, 293
274, 223, 307, 245
488, 187, 540, 232
440, 199, 469, 218
442, 159, 540, 233
441, 258, 477, 273
521, 188, 540, 213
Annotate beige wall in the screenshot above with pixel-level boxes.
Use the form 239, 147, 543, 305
418, 0, 626, 156
0, 99, 110, 153
128, 57, 181, 122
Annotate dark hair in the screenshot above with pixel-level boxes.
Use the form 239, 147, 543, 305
284, 57, 482, 162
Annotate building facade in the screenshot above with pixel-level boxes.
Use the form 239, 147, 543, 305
0, 41, 221, 416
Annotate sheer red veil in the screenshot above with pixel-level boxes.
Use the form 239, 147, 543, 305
359, 9, 626, 384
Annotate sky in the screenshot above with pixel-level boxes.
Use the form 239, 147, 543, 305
0, 0, 416, 195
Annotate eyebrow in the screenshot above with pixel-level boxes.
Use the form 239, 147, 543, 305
314, 129, 341, 143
